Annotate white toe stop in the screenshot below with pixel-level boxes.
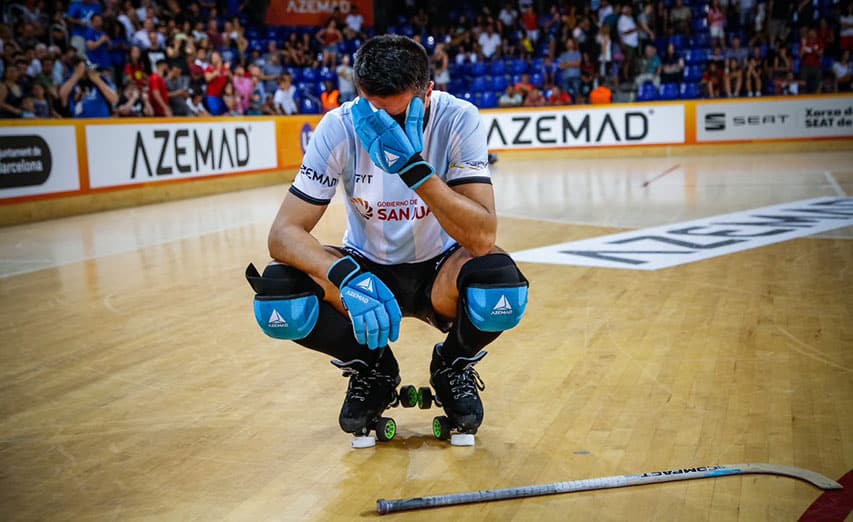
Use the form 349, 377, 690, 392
450, 433, 476, 446
352, 435, 376, 449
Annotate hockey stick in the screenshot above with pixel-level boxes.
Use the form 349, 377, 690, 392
376, 463, 842, 515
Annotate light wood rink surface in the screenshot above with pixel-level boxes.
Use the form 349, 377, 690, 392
0, 149, 851, 521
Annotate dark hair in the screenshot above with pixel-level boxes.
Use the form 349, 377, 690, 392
353, 34, 429, 97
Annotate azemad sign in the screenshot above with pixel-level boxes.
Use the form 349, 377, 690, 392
482, 105, 684, 149
512, 197, 853, 270
86, 121, 277, 189
697, 96, 853, 141
0, 126, 80, 200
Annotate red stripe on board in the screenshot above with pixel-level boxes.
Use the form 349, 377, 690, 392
641, 164, 681, 187
799, 469, 853, 521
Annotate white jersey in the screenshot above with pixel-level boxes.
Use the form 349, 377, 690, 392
290, 90, 491, 265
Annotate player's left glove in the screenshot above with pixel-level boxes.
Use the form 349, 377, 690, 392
352, 96, 435, 189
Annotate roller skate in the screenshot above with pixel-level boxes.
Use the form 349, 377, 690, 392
332, 355, 401, 449
400, 343, 487, 446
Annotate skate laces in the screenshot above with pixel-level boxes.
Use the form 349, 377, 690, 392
441, 354, 487, 400
332, 360, 399, 403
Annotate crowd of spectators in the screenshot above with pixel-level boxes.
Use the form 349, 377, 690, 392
0, 0, 851, 119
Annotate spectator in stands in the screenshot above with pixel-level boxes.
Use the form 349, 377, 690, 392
431, 43, 449, 92
30, 83, 53, 118
637, 3, 656, 50
745, 46, 765, 96
66, 0, 103, 55
767, 0, 793, 44
115, 80, 152, 117
498, 2, 518, 37
345, 4, 365, 38
800, 28, 824, 93
817, 18, 836, 58
222, 81, 241, 115
479, 22, 502, 60
149, 59, 172, 116
559, 38, 582, 100
59, 57, 118, 117
521, 5, 539, 45
579, 52, 596, 102
740, 0, 757, 33
321, 79, 340, 113
597, 24, 616, 85
85, 14, 112, 72
709, 0, 726, 46
273, 73, 297, 115
771, 44, 793, 94
832, 50, 852, 92
598, 0, 615, 28
842, 4, 853, 52
166, 64, 191, 116
724, 57, 743, 97
498, 85, 523, 107
187, 89, 210, 116
232, 64, 253, 113
548, 84, 571, 105
703, 61, 723, 97
727, 36, 749, 65
514, 72, 534, 98
590, 83, 612, 104
316, 20, 343, 69
0, 64, 25, 118
204, 50, 231, 115
523, 87, 546, 106
660, 43, 685, 85
337, 53, 355, 102
145, 33, 167, 72
670, 0, 692, 36
618, 4, 639, 82
635, 44, 662, 91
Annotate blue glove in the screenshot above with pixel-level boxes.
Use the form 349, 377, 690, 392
328, 256, 402, 350
352, 97, 435, 189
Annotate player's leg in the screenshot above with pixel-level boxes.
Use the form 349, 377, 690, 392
246, 260, 399, 436
428, 247, 529, 432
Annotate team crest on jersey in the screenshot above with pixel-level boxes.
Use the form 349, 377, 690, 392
350, 197, 374, 219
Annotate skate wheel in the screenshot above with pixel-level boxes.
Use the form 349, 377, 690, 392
399, 385, 418, 408
450, 433, 475, 446
432, 416, 451, 440
352, 435, 376, 449
376, 417, 397, 442
417, 386, 433, 409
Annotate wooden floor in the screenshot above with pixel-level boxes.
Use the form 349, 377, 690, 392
0, 149, 851, 521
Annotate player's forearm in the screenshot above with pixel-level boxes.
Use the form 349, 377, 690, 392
416, 177, 496, 257
268, 223, 340, 282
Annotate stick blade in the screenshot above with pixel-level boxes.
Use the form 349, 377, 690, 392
733, 463, 843, 490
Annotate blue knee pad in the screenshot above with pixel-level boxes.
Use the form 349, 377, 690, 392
458, 254, 529, 333
246, 263, 321, 340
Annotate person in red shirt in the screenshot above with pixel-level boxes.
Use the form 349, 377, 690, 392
149, 59, 172, 117
547, 85, 571, 105
522, 6, 539, 44
204, 50, 231, 115
124, 45, 148, 88
800, 28, 824, 93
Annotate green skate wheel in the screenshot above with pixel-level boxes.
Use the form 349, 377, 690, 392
432, 416, 451, 440
399, 385, 418, 408
376, 417, 396, 442
418, 387, 433, 409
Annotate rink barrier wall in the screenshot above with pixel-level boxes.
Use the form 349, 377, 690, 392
0, 95, 850, 225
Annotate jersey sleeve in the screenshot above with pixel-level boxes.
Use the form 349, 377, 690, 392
445, 103, 491, 187
289, 111, 346, 205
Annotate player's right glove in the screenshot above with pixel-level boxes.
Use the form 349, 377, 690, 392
327, 256, 402, 350
352, 96, 435, 189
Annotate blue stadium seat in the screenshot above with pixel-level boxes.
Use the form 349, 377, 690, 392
530, 72, 544, 88
492, 75, 508, 92
690, 32, 711, 49
319, 67, 336, 83
285, 67, 302, 82
510, 73, 523, 86
447, 78, 465, 95
684, 65, 704, 83
300, 97, 321, 114
511, 59, 527, 75
460, 91, 475, 104
490, 60, 506, 76
659, 83, 680, 100
471, 61, 488, 76
301, 67, 318, 83
669, 34, 686, 51
470, 76, 488, 92
681, 82, 702, 99
637, 82, 658, 101
480, 90, 497, 109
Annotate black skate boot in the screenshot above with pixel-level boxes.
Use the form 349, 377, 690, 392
332, 352, 401, 448
429, 343, 487, 446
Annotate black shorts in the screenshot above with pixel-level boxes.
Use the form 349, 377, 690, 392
334, 244, 461, 332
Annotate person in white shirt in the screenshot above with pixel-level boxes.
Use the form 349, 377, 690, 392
336, 54, 355, 102
498, 2, 517, 33
478, 23, 502, 60
247, 35, 528, 449
273, 73, 298, 115
618, 4, 639, 81
345, 5, 364, 35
